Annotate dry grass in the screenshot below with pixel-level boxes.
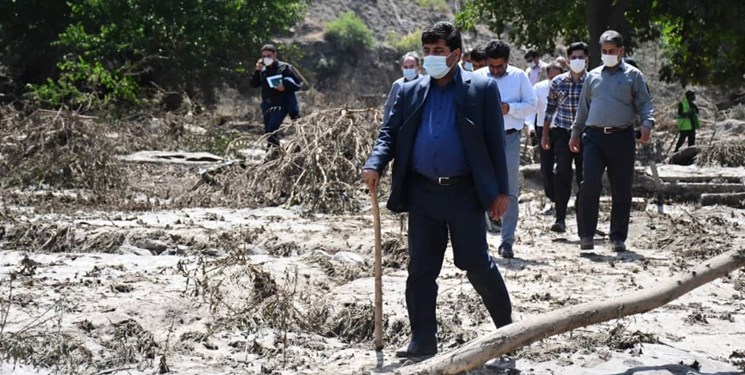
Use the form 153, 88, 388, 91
695, 140, 745, 167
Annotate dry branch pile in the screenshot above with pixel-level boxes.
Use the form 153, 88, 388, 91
179, 108, 381, 213
0, 107, 123, 190
695, 140, 745, 167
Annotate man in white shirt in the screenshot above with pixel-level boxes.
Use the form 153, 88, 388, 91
475, 40, 537, 258
524, 49, 548, 86
526, 61, 565, 215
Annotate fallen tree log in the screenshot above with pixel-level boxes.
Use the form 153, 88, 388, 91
397, 248, 745, 375
701, 192, 745, 208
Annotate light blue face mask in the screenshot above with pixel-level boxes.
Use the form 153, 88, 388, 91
423, 52, 454, 79
464, 62, 474, 71
402, 68, 417, 81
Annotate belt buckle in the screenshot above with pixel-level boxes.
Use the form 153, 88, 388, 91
603, 127, 613, 134
437, 177, 451, 186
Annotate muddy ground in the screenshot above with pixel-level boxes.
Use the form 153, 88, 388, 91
1, 154, 744, 374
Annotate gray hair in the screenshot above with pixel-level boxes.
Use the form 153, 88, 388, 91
599, 30, 624, 47
402, 51, 421, 65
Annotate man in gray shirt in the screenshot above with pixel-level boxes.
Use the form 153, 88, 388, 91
568, 30, 654, 252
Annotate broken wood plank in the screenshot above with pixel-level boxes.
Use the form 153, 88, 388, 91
700, 192, 745, 208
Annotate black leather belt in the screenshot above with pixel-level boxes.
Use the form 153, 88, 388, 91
416, 173, 472, 186
587, 126, 632, 134
505, 128, 519, 135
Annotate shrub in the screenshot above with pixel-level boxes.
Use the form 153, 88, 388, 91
387, 30, 422, 55
325, 12, 374, 56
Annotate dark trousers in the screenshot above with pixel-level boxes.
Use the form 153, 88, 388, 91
536, 126, 555, 202
406, 175, 512, 344
550, 128, 583, 221
577, 127, 635, 242
675, 129, 696, 151
260, 101, 288, 146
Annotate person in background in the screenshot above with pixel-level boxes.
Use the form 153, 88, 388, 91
527, 61, 565, 216
524, 49, 548, 85
543, 42, 590, 233
250, 44, 302, 147
460, 50, 473, 71
470, 47, 488, 71
569, 31, 655, 252
675, 90, 700, 151
383, 52, 421, 124
363, 21, 512, 358
475, 39, 537, 259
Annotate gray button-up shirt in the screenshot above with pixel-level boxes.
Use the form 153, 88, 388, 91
571, 61, 655, 138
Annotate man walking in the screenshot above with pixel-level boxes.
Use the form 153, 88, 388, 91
250, 44, 302, 147
569, 31, 655, 251
524, 49, 548, 85
475, 40, 537, 259
362, 22, 512, 358
542, 42, 590, 233
529, 61, 565, 214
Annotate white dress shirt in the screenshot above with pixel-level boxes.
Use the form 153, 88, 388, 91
525, 78, 554, 132
475, 65, 537, 131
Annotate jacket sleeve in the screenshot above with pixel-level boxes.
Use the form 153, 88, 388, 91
250, 69, 262, 88
382, 81, 401, 125
364, 85, 406, 172
483, 78, 509, 197
281, 65, 302, 92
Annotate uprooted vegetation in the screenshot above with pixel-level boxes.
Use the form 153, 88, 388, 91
695, 140, 745, 167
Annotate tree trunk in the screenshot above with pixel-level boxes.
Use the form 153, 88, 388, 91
398, 248, 745, 375
701, 192, 745, 208
585, 0, 632, 69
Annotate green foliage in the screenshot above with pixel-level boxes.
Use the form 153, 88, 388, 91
456, 0, 745, 88
0, 0, 309, 109
27, 56, 139, 109
325, 12, 374, 56
387, 30, 423, 55
418, 0, 449, 13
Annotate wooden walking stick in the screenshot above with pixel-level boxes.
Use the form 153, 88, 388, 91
370, 185, 384, 351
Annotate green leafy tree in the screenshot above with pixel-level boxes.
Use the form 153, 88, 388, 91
456, 0, 745, 88
325, 12, 374, 57
2, 0, 309, 108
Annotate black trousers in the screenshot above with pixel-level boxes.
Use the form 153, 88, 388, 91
406, 175, 512, 345
675, 129, 696, 151
550, 128, 583, 221
536, 126, 555, 202
577, 127, 635, 242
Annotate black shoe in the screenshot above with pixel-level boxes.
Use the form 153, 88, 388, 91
612, 240, 626, 252
395, 341, 437, 358
498, 243, 514, 259
580, 237, 594, 250
550, 220, 566, 233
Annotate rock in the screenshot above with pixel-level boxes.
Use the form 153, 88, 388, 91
184, 124, 207, 135
668, 146, 700, 166
332, 251, 365, 265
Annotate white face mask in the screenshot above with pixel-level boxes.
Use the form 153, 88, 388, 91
569, 59, 586, 73
423, 52, 454, 79
601, 54, 619, 68
402, 68, 417, 81
263, 57, 274, 66
463, 62, 474, 71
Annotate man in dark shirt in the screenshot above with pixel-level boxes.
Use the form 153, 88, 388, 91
249, 44, 302, 146
363, 21, 512, 358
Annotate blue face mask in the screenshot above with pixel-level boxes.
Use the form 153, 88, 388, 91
463, 62, 474, 71
402, 68, 417, 81
423, 52, 454, 79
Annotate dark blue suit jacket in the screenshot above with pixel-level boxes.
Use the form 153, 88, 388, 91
364, 67, 510, 213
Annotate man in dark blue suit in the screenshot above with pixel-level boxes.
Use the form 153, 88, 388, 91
362, 22, 513, 358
